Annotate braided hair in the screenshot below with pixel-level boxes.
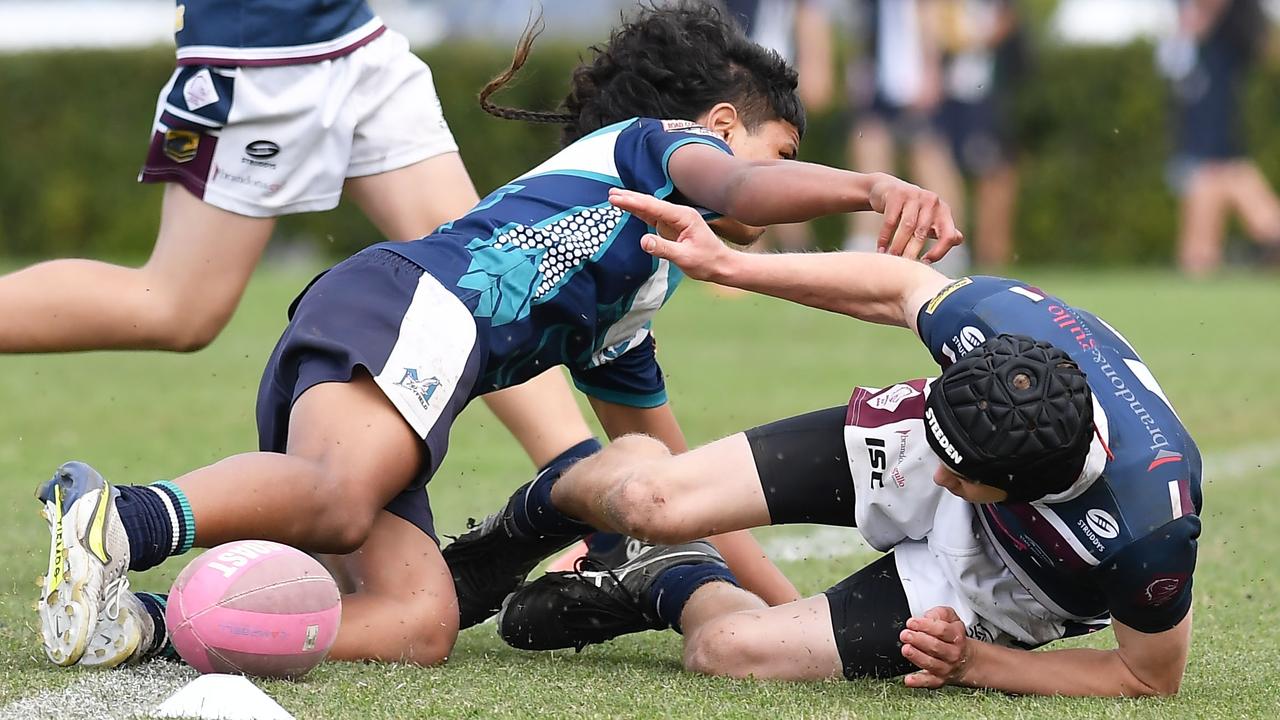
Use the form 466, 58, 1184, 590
479, 1, 805, 147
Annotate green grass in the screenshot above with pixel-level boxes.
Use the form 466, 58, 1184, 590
1, 267, 1278, 718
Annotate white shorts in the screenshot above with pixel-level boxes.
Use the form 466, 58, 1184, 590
139, 30, 458, 217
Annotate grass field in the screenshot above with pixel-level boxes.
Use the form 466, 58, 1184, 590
0, 265, 1277, 719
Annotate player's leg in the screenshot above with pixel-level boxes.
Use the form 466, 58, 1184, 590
1220, 160, 1280, 245
0, 184, 274, 352
846, 118, 895, 250
36, 372, 425, 667
323, 510, 458, 665
482, 369, 597, 468
1177, 164, 1230, 276
344, 151, 480, 242
682, 553, 910, 680
551, 406, 853, 543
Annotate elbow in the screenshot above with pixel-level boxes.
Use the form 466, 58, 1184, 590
1122, 665, 1184, 698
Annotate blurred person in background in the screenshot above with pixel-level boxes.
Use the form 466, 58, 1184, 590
722, 0, 835, 251
843, 0, 966, 269
1161, 0, 1280, 276
931, 0, 1026, 270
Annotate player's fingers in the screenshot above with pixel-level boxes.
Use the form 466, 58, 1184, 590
640, 233, 679, 260
876, 195, 905, 252
923, 208, 964, 264
904, 671, 946, 689
608, 189, 697, 234
923, 606, 962, 624
901, 643, 950, 676
903, 201, 934, 260
886, 200, 921, 256
900, 629, 962, 664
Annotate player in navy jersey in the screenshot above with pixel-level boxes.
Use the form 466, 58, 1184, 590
34, 3, 961, 671
10, 0, 611, 670
495, 191, 1199, 697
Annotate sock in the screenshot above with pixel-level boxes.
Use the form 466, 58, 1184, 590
508, 438, 601, 539
648, 562, 739, 634
116, 481, 195, 571
135, 592, 176, 660
585, 532, 625, 556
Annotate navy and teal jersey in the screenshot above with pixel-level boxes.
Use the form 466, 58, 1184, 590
174, 1, 384, 66
377, 117, 733, 408
917, 276, 1202, 634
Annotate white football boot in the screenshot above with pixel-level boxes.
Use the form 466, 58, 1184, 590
36, 462, 133, 667
80, 585, 156, 668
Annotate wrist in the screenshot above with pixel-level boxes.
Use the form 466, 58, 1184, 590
706, 245, 748, 286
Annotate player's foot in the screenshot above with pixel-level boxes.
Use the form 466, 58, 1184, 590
35, 462, 132, 666
498, 540, 723, 651
79, 586, 154, 668
443, 496, 581, 629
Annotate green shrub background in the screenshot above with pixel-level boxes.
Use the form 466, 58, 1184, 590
1, 41, 1277, 264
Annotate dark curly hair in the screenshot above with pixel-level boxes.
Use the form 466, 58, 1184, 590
480, 2, 805, 147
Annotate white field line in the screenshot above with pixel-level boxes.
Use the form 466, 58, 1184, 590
761, 440, 1280, 564
1, 442, 1275, 719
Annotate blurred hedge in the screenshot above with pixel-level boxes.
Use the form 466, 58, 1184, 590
1, 41, 1278, 264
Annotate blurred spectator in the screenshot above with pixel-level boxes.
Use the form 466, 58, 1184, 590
843, 0, 966, 269
722, 0, 834, 250
931, 0, 1026, 270
1161, 0, 1280, 275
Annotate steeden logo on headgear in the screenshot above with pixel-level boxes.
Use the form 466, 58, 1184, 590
925, 407, 963, 465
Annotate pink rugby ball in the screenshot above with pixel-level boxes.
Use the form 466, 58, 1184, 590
167, 540, 341, 678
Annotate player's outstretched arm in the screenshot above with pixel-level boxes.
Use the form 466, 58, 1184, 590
608, 189, 952, 333
666, 143, 963, 262
899, 606, 1192, 696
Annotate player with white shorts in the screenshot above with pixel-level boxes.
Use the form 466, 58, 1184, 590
492, 190, 1200, 697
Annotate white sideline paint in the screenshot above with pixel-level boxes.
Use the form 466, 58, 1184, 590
1, 441, 1275, 719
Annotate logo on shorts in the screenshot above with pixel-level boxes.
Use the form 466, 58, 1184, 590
956, 326, 987, 354
1085, 509, 1119, 539
924, 277, 972, 315
395, 368, 442, 411
163, 130, 200, 163
868, 383, 921, 412
245, 140, 280, 159
182, 68, 218, 112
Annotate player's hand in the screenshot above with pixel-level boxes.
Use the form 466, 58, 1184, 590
900, 606, 973, 689
867, 174, 963, 264
608, 188, 729, 282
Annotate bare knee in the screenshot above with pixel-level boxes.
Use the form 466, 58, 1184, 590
398, 617, 458, 667
605, 467, 696, 545
684, 616, 773, 678
307, 471, 380, 554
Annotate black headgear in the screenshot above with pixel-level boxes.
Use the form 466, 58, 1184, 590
923, 334, 1094, 502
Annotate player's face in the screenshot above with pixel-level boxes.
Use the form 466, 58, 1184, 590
933, 464, 1009, 504
704, 119, 800, 244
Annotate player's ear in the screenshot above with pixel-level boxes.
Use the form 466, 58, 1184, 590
699, 103, 740, 141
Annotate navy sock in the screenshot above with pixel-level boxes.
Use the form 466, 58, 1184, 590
508, 438, 601, 538
585, 532, 625, 556
648, 562, 739, 634
116, 482, 195, 571
135, 592, 176, 660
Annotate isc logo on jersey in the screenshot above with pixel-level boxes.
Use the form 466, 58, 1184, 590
868, 383, 920, 412
925, 407, 963, 465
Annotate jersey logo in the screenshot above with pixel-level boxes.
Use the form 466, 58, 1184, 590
182, 68, 219, 112
924, 277, 972, 314
394, 368, 441, 411
868, 383, 921, 412
458, 206, 623, 326
660, 119, 717, 137
956, 326, 986, 354
1148, 449, 1182, 472
175, 3, 185, 33
162, 130, 200, 164
1084, 509, 1119, 539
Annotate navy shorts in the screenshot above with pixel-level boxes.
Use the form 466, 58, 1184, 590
256, 248, 485, 542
